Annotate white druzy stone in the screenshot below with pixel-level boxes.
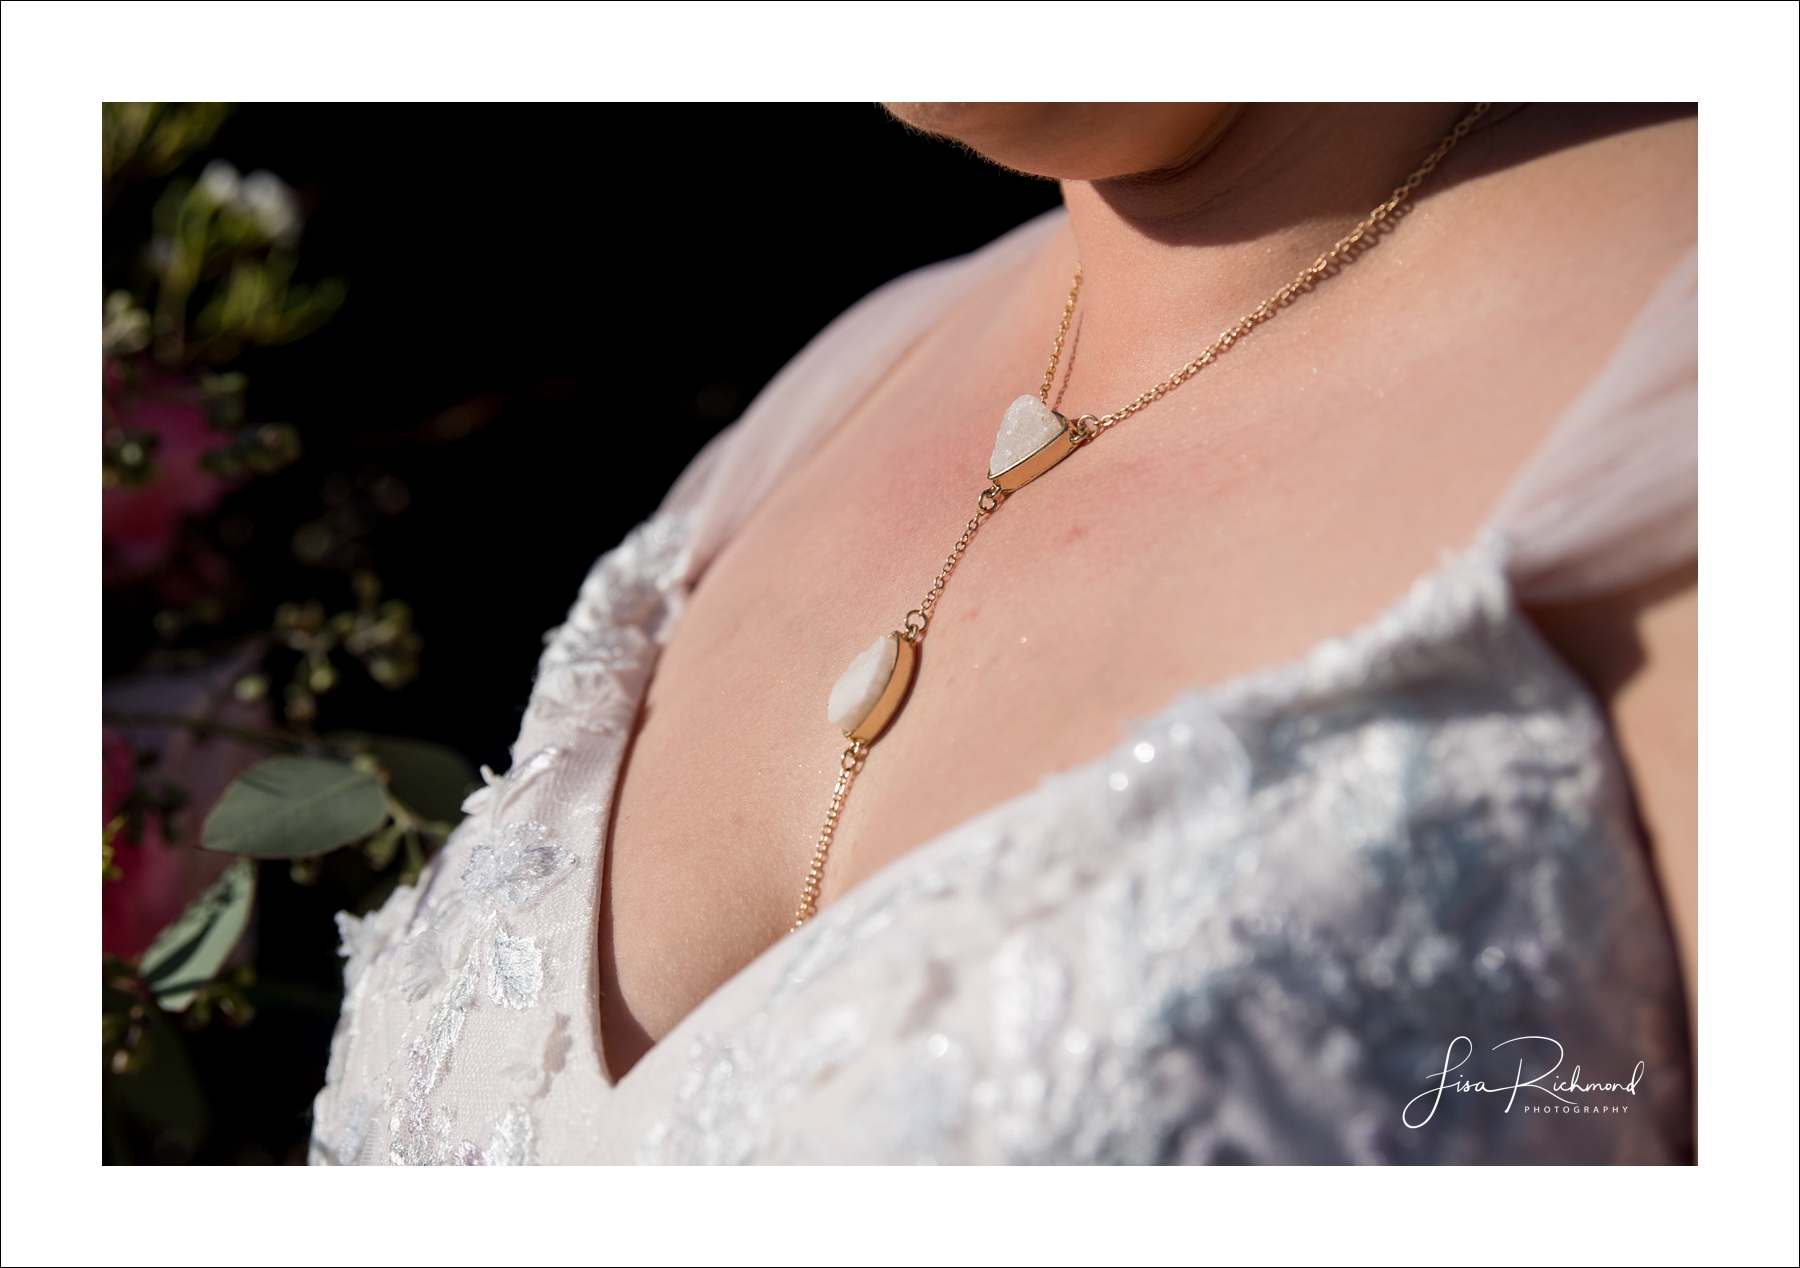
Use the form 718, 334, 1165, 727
828, 633, 898, 735
989, 395, 1064, 478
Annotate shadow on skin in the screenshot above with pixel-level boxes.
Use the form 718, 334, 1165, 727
1094, 103, 1698, 250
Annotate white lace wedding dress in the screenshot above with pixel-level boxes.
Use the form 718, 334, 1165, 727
311, 212, 1696, 1165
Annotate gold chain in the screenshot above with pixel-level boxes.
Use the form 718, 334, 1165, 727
793, 739, 867, 926
1048, 103, 1489, 437
1038, 268, 1084, 404
793, 103, 1488, 928
900, 490, 999, 644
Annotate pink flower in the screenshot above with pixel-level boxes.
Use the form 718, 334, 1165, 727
103, 822, 187, 961
103, 360, 231, 584
102, 654, 269, 962
102, 727, 188, 960
102, 727, 136, 824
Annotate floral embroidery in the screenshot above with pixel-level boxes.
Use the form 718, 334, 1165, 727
487, 930, 544, 1011
461, 821, 573, 910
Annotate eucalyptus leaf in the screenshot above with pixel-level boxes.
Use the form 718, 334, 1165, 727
328, 732, 475, 827
201, 756, 388, 858
140, 858, 256, 1011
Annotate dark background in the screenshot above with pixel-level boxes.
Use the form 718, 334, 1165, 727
107, 103, 1063, 769
104, 104, 1062, 1162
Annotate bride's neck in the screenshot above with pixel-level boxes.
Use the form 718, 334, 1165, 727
1051, 104, 1474, 402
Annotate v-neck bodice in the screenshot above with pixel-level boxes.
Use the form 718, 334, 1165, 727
310, 216, 1695, 1164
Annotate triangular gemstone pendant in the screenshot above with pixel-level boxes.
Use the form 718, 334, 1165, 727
988, 395, 1078, 493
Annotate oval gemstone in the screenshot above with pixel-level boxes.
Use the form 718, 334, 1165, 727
828, 632, 899, 736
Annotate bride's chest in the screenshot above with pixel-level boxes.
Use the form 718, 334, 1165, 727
601, 273, 1585, 1044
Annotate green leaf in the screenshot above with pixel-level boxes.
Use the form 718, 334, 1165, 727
328, 732, 475, 827
201, 756, 388, 858
104, 1000, 207, 1162
139, 858, 256, 1011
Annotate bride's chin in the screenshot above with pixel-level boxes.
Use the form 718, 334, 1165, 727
880, 102, 1243, 183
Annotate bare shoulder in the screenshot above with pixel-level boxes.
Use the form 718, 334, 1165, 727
1450, 104, 1695, 251
1465, 104, 1695, 183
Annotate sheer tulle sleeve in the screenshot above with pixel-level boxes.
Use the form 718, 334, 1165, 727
1488, 247, 1697, 603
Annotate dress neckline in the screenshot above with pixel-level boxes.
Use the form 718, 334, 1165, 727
599, 532, 1537, 1111
591, 225, 1696, 1086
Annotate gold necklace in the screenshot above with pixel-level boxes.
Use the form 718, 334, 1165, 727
793, 103, 1490, 928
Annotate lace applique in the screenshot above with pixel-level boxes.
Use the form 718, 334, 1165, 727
315, 481, 1689, 1163
418, 938, 480, 1096
461, 820, 574, 909
634, 553, 1689, 1164
423, 1101, 535, 1168
372, 813, 578, 1164
487, 1102, 535, 1166
314, 520, 697, 1167
527, 515, 690, 737
366, 817, 573, 1058
540, 513, 691, 665
488, 930, 545, 1010
459, 745, 559, 820
391, 1011, 464, 1165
